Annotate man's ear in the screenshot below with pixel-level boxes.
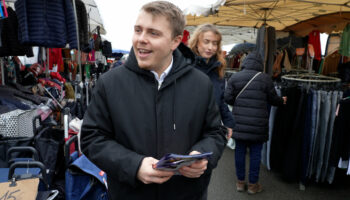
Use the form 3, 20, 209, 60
171, 35, 183, 51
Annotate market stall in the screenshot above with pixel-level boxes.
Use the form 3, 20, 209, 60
185, 0, 350, 190
0, 0, 110, 198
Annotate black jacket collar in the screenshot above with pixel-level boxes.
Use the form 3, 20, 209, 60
195, 56, 221, 74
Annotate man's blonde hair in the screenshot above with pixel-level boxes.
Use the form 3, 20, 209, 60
141, 1, 186, 38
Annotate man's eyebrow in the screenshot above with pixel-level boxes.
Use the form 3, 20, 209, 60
149, 28, 161, 32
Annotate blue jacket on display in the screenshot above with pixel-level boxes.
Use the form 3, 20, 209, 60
15, 0, 78, 49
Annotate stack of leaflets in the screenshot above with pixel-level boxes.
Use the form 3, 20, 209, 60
155, 152, 213, 171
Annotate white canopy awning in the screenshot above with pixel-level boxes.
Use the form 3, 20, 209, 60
82, 0, 106, 35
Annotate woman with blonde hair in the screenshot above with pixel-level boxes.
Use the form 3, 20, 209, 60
189, 24, 235, 139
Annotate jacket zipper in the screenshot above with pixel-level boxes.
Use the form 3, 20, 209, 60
154, 78, 160, 158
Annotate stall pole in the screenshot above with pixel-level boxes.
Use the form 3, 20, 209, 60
46, 47, 50, 78
1, 58, 5, 85
72, 0, 82, 82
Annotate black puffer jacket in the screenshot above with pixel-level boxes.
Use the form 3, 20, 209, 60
224, 51, 283, 142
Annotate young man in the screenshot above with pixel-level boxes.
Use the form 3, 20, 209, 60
80, 1, 227, 200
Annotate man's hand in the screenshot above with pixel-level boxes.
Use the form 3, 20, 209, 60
178, 151, 208, 178
137, 157, 174, 184
227, 128, 233, 139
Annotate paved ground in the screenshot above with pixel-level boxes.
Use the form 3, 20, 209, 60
208, 147, 350, 200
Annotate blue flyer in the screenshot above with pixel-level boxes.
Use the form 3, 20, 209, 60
155, 152, 213, 171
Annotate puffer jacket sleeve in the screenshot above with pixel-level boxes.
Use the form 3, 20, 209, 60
224, 75, 237, 106
81, 77, 144, 187
190, 82, 227, 170
64, 0, 78, 49
265, 75, 283, 106
218, 79, 235, 128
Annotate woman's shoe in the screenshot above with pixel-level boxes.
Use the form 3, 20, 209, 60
247, 183, 263, 194
236, 180, 246, 192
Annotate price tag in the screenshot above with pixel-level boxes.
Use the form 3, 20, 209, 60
0, 178, 39, 200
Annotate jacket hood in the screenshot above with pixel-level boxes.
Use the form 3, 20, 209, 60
124, 42, 195, 84
241, 51, 264, 72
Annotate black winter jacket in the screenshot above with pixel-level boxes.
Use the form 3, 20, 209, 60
81, 44, 227, 200
0, 7, 33, 57
75, 0, 89, 52
194, 56, 235, 129
224, 51, 283, 142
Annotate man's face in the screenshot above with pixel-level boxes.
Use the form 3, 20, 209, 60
197, 31, 219, 59
132, 11, 181, 74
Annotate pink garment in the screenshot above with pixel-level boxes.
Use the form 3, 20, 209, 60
2, 0, 8, 17
37, 107, 53, 121
88, 49, 95, 61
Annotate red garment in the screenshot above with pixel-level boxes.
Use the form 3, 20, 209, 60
49, 48, 64, 71
232, 54, 241, 68
308, 30, 321, 61
50, 72, 66, 83
182, 30, 190, 45
38, 78, 62, 91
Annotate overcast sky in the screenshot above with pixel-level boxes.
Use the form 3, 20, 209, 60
95, 0, 225, 52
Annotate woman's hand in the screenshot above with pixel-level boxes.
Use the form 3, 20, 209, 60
227, 128, 233, 139
282, 96, 287, 104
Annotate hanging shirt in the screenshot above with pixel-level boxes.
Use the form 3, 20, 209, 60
283, 49, 292, 72
308, 30, 322, 61
339, 24, 350, 57
322, 51, 341, 75
49, 48, 64, 71
151, 57, 173, 90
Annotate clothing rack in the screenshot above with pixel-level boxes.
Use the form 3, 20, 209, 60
281, 73, 341, 83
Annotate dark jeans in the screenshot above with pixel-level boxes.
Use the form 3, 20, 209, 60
235, 140, 263, 184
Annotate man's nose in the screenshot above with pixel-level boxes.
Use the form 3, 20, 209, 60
138, 31, 148, 43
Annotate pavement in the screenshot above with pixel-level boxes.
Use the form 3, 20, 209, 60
208, 147, 350, 200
